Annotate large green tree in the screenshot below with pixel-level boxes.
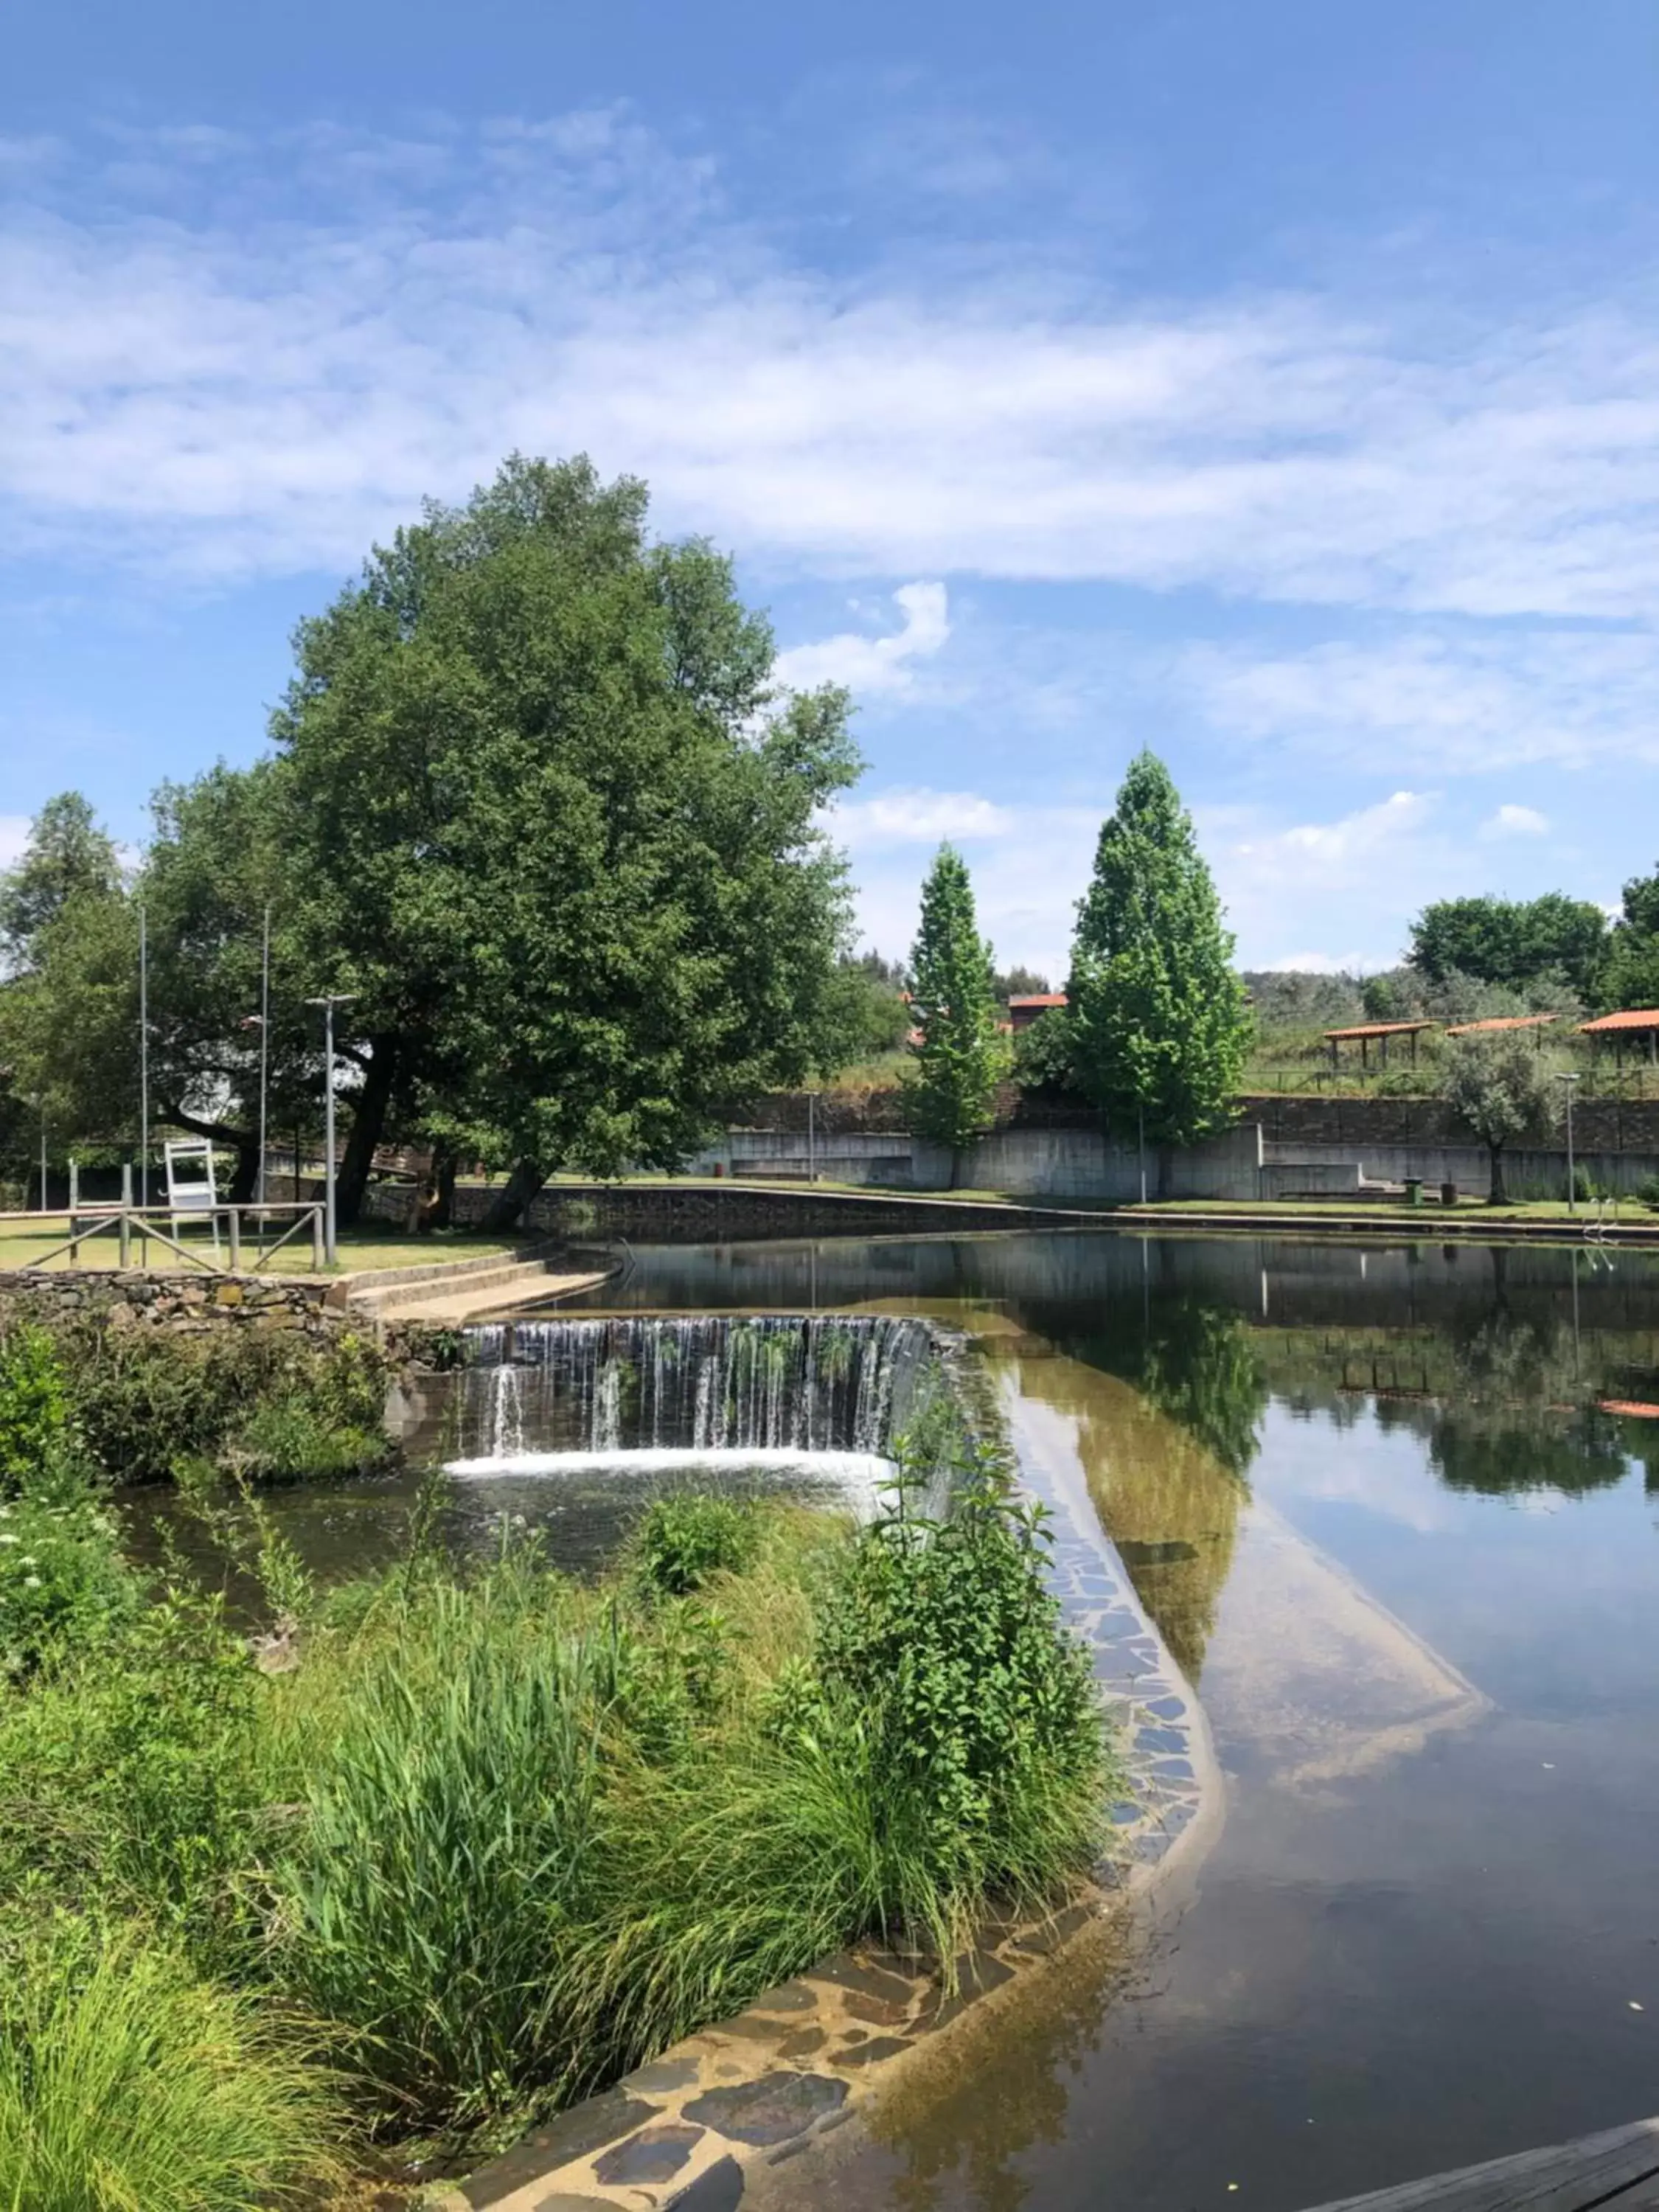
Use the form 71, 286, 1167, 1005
271, 453, 860, 1224
906, 844, 1006, 1175
1408, 893, 1607, 997
1067, 752, 1249, 1178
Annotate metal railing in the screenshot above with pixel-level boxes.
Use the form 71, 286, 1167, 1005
5, 1202, 326, 1276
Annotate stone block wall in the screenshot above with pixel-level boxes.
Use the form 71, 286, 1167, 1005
0, 1270, 341, 1336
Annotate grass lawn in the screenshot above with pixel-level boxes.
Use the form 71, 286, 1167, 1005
0, 1220, 521, 1277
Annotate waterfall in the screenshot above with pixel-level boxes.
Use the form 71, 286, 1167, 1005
456, 1315, 932, 1464
488, 1363, 525, 1458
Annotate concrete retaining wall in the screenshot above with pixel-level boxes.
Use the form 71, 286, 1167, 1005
678, 1122, 1266, 1202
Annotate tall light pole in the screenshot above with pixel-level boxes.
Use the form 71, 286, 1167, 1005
257, 904, 270, 1206
305, 994, 357, 1267
138, 903, 149, 1211
1557, 1071, 1581, 1216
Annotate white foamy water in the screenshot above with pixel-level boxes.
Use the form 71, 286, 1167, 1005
443, 1444, 895, 1507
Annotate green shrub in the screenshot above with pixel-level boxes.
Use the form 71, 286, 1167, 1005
0, 1590, 266, 1958
631, 1496, 759, 1596
54, 1322, 394, 1485
0, 1916, 343, 2212
0, 1463, 141, 1680
0, 1325, 76, 1493
814, 1438, 1107, 1949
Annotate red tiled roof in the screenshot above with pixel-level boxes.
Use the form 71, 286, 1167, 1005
1322, 1021, 1439, 1040
1444, 1013, 1559, 1036
1601, 1400, 1659, 1419
1008, 992, 1068, 1009
1582, 1009, 1659, 1033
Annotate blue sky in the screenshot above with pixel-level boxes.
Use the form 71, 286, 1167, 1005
4, 1, 1658, 977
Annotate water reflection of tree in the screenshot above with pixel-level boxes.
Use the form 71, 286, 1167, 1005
872, 1918, 1138, 2212
1005, 1342, 1248, 1682
1033, 1294, 1270, 1481
1262, 1308, 1634, 1498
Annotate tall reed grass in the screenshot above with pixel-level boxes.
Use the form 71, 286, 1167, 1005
0, 1919, 342, 2212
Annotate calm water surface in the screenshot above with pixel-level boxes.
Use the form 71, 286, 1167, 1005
152, 1228, 1659, 2211
571, 1231, 1659, 2212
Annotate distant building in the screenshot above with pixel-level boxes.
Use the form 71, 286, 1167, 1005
1007, 991, 1067, 1033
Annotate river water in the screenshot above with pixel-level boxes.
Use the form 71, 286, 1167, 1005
155, 1227, 1659, 2210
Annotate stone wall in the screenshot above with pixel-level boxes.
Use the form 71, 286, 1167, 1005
436, 1180, 1061, 1241
1242, 1091, 1659, 1152
0, 1270, 341, 1335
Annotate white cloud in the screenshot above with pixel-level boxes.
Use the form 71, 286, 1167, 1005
1480, 803, 1550, 840
773, 582, 950, 695
0, 816, 29, 869
830, 784, 1012, 847
837, 785, 1456, 977
7, 117, 1659, 634
1187, 628, 1659, 772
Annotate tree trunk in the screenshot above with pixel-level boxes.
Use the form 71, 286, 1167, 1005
481, 1156, 545, 1234
948, 1146, 961, 1191
1487, 1144, 1508, 1205
335, 1035, 401, 1228
429, 1141, 458, 1231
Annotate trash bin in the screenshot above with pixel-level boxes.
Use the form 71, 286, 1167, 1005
1440, 1180, 1458, 1207
1404, 1178, 1423, 1207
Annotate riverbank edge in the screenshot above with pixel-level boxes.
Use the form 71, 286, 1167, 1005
1114, 1203, 1657, 1248
432, 1325, 1222, 2212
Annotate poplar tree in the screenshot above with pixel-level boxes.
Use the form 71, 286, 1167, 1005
1068, 752, 1249, 1176
907, 844, 1007, 1178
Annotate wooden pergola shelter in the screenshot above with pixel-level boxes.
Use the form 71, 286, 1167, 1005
1443, 1012, 1559, 1050
1581, 1009, 1659, 1068
1321, 1020, 1438, 1073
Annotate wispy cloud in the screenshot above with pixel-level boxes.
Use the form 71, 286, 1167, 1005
773, 582, 950, 694
7, 114, 1659, 634
835, 782, 1481, 975
1186, 627, 1659, 772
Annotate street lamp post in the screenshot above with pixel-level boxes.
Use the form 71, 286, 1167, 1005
305, 995, 357, 1267
1557, 1071, 1581, 1216
257, 905, 270, 1206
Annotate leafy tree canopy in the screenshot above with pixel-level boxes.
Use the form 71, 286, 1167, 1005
1067, 751, 1249, 1152
1600, 863, 1659, 1012
992, 964, 1051, 1002
1439, 1032, 1560, 1203
821, 953, 911, 1069
271, 453, 860, 1220
906, 844, 1007, 1161
1244, 969, 1364, 1032
1408, 893, 1607, 997
0, 795, 123, 976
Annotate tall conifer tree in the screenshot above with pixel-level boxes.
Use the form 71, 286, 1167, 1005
908, 844, 1006, 1178
1068, 752, 1248, 1172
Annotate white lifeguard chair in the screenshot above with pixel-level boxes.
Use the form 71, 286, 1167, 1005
164, 1137, 220, 1257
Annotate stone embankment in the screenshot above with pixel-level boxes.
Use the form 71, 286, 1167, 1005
0, 1268, 338, 1334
